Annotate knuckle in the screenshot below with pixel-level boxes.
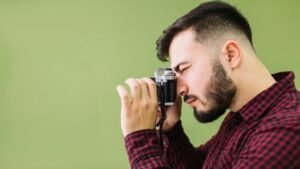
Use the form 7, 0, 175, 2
132, 83, 139, 90
143, 77, 155, 85
149, 81, 157, 88
144, 100, 156, 108
150, 82, 156, 89
152, 100, 158, 106
140, 101, 149, 109
140, 79, 148, 86
126, 78, 139, 89
121, 92, 130, 101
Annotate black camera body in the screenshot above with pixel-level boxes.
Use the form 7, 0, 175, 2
152, 68, 176, 106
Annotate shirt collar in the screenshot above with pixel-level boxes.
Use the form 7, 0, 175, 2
237, 71, 296, 125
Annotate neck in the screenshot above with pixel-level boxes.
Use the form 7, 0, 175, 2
229, 58, 276, 112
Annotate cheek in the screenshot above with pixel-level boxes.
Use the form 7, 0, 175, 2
186, 67, 211, 101
190, 67, 212, 91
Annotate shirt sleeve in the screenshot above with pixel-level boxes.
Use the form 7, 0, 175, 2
233, 117, 300, 169
125, 129, 171, 169
124, 121, 207, 169
164, 121, 207, 168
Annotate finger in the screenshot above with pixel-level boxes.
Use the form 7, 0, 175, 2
156, 107, 162, 120
116, 85, 131, 107
137, 79, 150, 100
143, 78, 158, 101
125, 78, 141, 101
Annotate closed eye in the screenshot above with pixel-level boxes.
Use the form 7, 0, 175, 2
173, 62, 189, 74
179, 65, 190, 74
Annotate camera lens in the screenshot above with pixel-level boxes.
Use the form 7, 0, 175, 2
152, 68, 176, 106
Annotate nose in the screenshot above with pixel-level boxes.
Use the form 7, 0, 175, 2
177, 77, 188, 96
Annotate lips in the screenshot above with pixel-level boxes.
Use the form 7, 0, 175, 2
184, 96, 197, 106
185, 98, 196, 104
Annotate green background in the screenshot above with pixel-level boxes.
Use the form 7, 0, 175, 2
0, 0, 299, 168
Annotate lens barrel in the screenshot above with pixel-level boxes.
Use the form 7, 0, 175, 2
152, 68, 176, 106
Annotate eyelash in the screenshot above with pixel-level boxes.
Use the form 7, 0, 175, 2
179, 66, 188, 73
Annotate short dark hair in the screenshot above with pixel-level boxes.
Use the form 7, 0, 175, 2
156, 1, 252, 61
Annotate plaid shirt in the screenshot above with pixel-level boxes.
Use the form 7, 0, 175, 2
124, 72, 300, 169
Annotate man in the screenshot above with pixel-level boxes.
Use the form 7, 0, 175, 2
116, 1, 300, 168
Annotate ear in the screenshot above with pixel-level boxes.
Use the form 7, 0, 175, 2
221, 40, 241, 70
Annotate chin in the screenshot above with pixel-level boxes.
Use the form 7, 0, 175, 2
193, 106, 227, 123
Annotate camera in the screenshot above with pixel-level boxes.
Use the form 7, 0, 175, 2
151, 68, 176, 106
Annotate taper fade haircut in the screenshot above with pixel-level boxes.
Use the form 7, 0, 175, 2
156, 1, 252, 61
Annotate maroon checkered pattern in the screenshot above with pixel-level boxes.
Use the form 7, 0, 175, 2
124, 72, 300, 169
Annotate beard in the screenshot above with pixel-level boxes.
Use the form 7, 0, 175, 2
192, 61, 236, 123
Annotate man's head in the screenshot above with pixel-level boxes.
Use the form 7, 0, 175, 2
156, 1, 254, 122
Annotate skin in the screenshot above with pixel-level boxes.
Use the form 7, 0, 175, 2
117, 28, 276, 137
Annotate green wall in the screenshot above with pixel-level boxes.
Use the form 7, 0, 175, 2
0, 0, 299, 168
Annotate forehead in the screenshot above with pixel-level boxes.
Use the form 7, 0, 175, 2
169, 29, 204, 69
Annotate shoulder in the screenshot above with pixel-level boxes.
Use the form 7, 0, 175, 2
256, 109, 300, 133
257, 90, 300, 131
238, 107, 300, 167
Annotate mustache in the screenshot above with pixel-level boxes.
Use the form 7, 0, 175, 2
183, 95, 198, 102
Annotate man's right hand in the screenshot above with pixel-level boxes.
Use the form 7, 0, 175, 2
157, 96, 182, 132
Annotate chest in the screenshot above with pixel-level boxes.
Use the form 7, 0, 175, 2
203, 119, 251, 169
